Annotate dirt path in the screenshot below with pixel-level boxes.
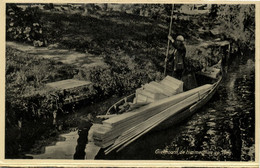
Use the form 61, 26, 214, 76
6, 41, 106, 70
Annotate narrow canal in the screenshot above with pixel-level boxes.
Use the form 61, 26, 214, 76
26, 52, 255, 161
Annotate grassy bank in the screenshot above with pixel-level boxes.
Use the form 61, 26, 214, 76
5, 45, 163, 158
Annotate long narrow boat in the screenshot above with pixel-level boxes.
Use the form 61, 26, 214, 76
90, 65, 222, 155
107, 66, 221, 125
90, 41, 230, 156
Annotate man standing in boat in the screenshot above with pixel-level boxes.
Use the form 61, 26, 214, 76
165, 35, 186, 79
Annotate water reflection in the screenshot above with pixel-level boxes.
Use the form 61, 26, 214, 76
26, 131, 78, 159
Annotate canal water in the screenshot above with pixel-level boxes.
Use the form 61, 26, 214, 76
26, 53, 255, 161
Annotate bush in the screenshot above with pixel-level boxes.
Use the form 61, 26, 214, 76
5, 47, 79, 122
74, 51, 164, 98
6, 4, 47, 46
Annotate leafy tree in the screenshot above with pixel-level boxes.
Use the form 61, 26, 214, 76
216, 4, 255, 50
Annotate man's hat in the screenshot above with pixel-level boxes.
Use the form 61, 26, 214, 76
176, 35, 184, 42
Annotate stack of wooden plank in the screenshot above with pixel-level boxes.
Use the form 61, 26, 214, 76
135, 76, 183, 103
104, 84, 213, 154
92, 84, 212, 148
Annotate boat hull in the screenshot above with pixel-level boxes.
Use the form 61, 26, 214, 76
94, 66, 223, 154
153, 75, 222, 131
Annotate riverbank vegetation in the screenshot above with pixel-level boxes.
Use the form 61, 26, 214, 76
5, 3, 255, 158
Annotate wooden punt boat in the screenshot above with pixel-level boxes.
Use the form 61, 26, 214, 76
90, 60, 224, 155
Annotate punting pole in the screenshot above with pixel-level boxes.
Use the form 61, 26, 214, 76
164, 4, 174, 76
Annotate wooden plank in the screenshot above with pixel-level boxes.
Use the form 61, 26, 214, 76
143, 83, 169, 97
148, 82, 174, 96
165, 76, 183, 92
105, 90, 210, 153
117, 91, 209, 150
159, 80, 180, 93
94, 139, 115, 148
161, 76, 183, 93
96, 91, 205, 148
136, 93, 153, 103
102, 84, 212, 126
149, 82, 176, 96
92, 126, 112, 136
136, 88, 168, 101
94, 117, 145, 138
117, 92, 206, 142
94, 107, 166, 140
92, 84, 213, 147
160, 78, 179, 89
88, 124, 103, 142
142, 84, 168, 96
164, 75, 183, 85
116, 94, 198, 152
94, 113, 160, 142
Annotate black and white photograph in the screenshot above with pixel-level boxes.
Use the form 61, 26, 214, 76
2, 1, 257, 164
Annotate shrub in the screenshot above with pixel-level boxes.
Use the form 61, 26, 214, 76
5, 47, 79, 123
74, 52, 164, 98
6, 4, 47, 46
